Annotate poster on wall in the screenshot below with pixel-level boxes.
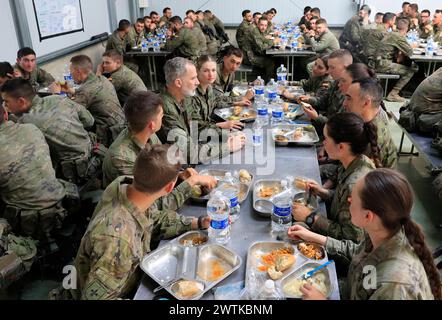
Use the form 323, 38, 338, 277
32, 0, 84, 41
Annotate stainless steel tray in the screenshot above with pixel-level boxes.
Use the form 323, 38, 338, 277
190, 169, 254, 204
140, 231, 242, 300
214, 107, 257, 123
280, 261, 334, 299
295, 241, 328, 262
244, 241, 307, 298
272, 124, 319, 146
253, 179, 284, 217
292, 191, 320, 215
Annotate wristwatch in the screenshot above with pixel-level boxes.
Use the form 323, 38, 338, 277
305, 212, 317, 228
198, 215, 205, 230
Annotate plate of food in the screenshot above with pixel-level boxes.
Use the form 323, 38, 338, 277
272, 124, 320, 146
297, 242, 326, 261
214, 107, 257, 123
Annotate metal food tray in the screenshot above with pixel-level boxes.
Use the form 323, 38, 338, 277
284, 104, 304, 120
272, 124, 320, 146
244, 241, 330, 299
140, 230, 242, 300
214, 107, 257, 123
295, 241, 328, 262
244, 241, 305, 297
253, 179, 284, 217
280, 261, 334, 299
190, 169, 254, 204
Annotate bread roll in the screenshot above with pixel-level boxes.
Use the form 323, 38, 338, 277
275, 254, 296, 272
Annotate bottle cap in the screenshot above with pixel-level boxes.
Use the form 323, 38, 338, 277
264, 280, 275, 289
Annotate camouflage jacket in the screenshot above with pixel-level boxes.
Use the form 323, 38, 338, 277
13, 64, 55, 88
292, 74, 333, 96
74, 176, 193, 300
308, 80, 345, 128
109, 65, 146, 106
212, 63, 243, 108
159, 16, 170, 28
418, 22, 433, 40
375, 31, 413, 62
191, 25, 208, 55
408, 67, 442, 115
102, 128, 192, 211
191, 85, 223, 133
246, 27, 274, 56
306, 29, 340, 55
236, 20, 253, 50
369, 108, 398, 168
106, 30, 127, 56
326, 228, 434, 300
362, 24, 388, 60
16, 95, 93, 165
196, 21, 218, 54
0, 121, 65, 211
313, 155, 375, 242
74, 73, 125, 130
433, 24, 442, 45
159, 90, 230, 164
340, 16, 367, 48
165, 28, 201, 61
126, 26, 143, 48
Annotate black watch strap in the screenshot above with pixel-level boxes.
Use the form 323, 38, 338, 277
198, 215, 204, 230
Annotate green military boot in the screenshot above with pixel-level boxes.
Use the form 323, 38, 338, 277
386, 89, 406, 103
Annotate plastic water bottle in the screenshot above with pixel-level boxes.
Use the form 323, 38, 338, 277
256, 102, 269, 126
252, 121, 263, 147
141, 38, 148, 52
63, 64, 74, 87
257, 280, 285, 300
271, 104, 284, 126
153, 39, 160, 52
254, 76, 265, 103
266, 79, 278, 103
271, 180, 292, 238
276, 65, 288, 86
219, 172, 241, 223
426, 38, 434, 57
207, 191, 231, 244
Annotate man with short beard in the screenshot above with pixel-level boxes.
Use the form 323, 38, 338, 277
159, 58, 245, 164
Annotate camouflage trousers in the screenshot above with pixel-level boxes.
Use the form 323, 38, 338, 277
376, 61, 418, 92
249, 56, 275, 83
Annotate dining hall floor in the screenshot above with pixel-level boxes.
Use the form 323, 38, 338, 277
2, 100, 442, 301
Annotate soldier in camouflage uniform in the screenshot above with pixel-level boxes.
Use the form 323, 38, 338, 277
192, 55, 244, 133
236, 10, 254, 53
300, 50, 353, 134
0, 104, 66, 240
433, 11, 442, 45
58, 55, 125, 147
1, 79, 96, 184
339, 5, 371, 60
13, 47, 54, 89
418, 10, 433, 40
242, 18, 276, 82
0, 62, 14, 105
159, 58, 245, 165
165, 16, 202, 63
183, 17, 208, 56
195, 11, 219, 56
106, 20, 139, 73
289, 169, 439, 300
360, 13, 396, 67
97, 50, 146, 106
292, 113, 376, 243
204, 11, 228, 44
305, 19, 340, 74
375, 19, 418, 102
213, 47, 254, 108
74, 145, 212, 300
126, 19, 145, 49
402, 67, 442, 133
159, 7, 172, 28
344, 78, 398, 168
102, 91, 217, 211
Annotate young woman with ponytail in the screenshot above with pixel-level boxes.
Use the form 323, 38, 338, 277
288, 168, 441, 300
292, 112, 378, 242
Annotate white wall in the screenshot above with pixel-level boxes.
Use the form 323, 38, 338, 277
115, 0, 132, 23
22, 0, 112, 57
0, 0, 20, 62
